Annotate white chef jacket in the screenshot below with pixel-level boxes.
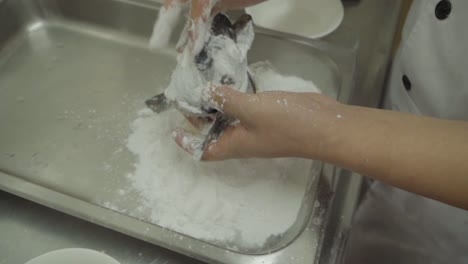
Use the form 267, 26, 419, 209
344, 1, 468, 263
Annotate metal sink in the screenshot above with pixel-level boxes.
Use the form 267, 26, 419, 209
0, 0, 360, 263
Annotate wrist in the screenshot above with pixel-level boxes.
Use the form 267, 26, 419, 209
300, 100, 351, 162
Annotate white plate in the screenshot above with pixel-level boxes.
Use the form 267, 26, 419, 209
25, 248, 120, 264
246, 0, 344, 39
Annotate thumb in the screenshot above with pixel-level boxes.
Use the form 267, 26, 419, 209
210, 86, 258, 125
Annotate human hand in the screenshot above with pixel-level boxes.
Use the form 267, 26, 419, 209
164, 0, 267, 17
209, 0, 268, 15
172, 86, 345, 161
161, 0, 264, 53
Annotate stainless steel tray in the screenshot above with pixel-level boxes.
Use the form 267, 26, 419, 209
0, 0, 359, 263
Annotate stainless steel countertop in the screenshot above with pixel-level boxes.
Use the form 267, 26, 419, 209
0, 1, 403, 263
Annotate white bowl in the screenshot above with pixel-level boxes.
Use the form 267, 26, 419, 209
246, 0, 344, 39
25, 248, 120, 264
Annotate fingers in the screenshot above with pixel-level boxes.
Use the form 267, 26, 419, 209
210, 2, 224, 16
211, 0, 267, 13
172, 124, 254, 161
184, 114, 212, 130
172, 128, 205, 158
201, 125, 253, 161
210, 86, 258, 125
175, 20, 190, 52
164, 0, 189, 8
162, 0, 212, 54
190, 0, 211, 21
164, 0, 174, 8
150, 0, 187, 50
187, 0, 218, 54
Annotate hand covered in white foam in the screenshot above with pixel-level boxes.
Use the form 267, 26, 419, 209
173, 86, 342, 161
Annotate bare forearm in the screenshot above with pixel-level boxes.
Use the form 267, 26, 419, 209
192, 88, 468, 208
316, 105, 468, 209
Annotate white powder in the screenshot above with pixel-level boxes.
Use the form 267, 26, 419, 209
124, 64, 321, 249
250, 61, 321, 93
139, 6, 322, 247
149, 4, 183, 50
127, 109, 312, 248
